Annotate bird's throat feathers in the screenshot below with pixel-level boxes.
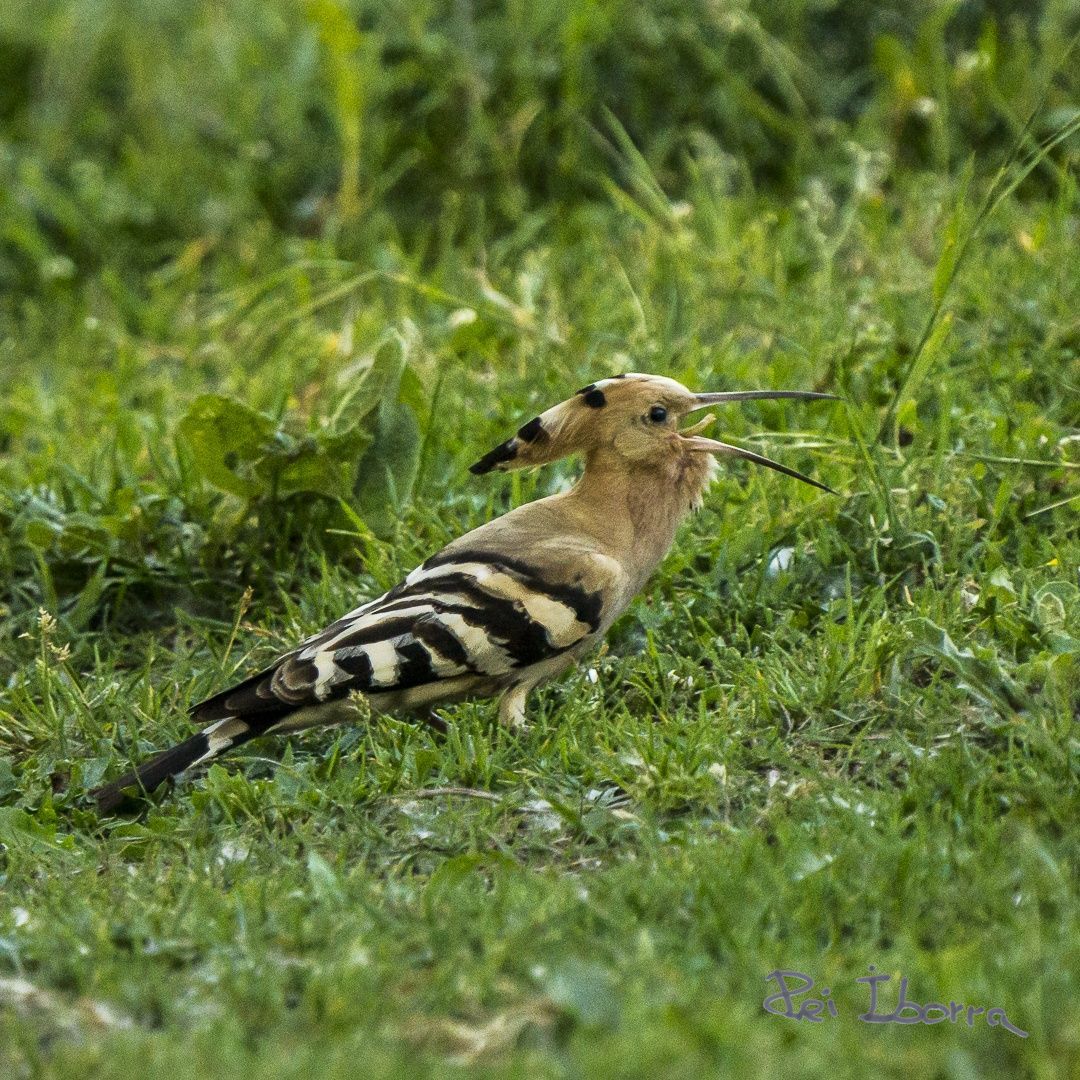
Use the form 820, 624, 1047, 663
561, 444, 719, 569
674, 444, 722, 513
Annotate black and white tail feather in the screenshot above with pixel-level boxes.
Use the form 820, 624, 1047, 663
91, 549, 605, 812
90, 372, 837, 813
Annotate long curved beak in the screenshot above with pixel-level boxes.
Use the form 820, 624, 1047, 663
680, 434, 837, 494
690, 390, 840, 409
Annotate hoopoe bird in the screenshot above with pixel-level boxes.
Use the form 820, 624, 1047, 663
91, 373, 837, 812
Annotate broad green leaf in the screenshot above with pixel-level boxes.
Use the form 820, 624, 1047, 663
0, 759, 17, 801
910, 617, 1027, 717
352, 326, 424, 535
176, 394, 274, 498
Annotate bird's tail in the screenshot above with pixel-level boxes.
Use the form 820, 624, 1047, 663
90, 716, 257, 814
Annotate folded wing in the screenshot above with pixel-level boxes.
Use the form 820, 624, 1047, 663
190, 549, 606, 727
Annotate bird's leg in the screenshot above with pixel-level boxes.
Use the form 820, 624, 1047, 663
424, 709, 449, 735
497, 683, 531, 731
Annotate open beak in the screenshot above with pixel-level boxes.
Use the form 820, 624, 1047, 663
679, 433, 836, 493
677, 389, 839, 493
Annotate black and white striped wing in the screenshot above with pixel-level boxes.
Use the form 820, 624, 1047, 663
190, 549, 605, 726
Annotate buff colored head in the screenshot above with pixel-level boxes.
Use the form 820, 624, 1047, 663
469, 372, 838, 493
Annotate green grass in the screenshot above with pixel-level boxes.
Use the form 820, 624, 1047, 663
2, 2, 1079, 1077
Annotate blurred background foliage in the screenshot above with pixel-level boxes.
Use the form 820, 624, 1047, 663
0, 0, 1077, 645
0, 0, 1077, 289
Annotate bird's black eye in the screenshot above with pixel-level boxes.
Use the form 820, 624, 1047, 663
648, 405, 668, 423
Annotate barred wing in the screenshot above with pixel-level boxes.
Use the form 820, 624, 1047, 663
191, 549, 605, 725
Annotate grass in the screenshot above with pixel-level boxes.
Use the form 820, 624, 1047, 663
2, 2, 1079, 1077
